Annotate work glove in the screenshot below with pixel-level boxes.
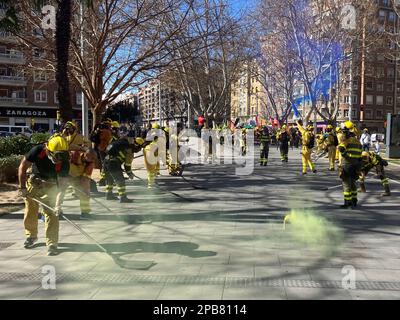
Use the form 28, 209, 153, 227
54, 207, 63, 217
127, 172, 134, 180
18, 188, 28, 199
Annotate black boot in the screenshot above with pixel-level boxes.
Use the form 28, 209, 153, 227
340, 200, 351, 209
381, 185, 391, 197
106, 192, 119, 200
120, 195, 133, 203
351, 198, 358, 209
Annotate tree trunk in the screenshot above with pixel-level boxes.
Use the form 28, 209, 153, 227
92, 107, 103, 128
56, 0, 72, 124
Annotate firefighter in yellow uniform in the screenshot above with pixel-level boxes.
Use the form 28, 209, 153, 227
69, 149, 97, 219
296, 121, 317, 175
338, 121, 362, 209
104, 137, 140, 203
336, 127, 345, 163
18, 134, 70, 256
325, 125, 337, 171
62, 121, 91, 152
359, 151, 391, 196
144, 135, 160, 188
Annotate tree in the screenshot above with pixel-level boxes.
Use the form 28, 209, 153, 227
255, 0, 382, 124
163, 0, 251, 125
10, 0, 201, 127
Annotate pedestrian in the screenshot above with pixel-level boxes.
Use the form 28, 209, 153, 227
359, 151, 391, 196
18, 134, 70, 256
338, 121, 362, 209
360, 128, 371, 151
296, 121, 317, 174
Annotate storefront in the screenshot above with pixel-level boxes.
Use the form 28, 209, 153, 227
0, 106, 90, 132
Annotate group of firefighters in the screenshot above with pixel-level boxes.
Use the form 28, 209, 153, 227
16, 117, 392, 256
17, 118, 184, 256
253, 120, 392, 209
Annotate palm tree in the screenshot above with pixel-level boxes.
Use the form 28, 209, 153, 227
0, 0, 91, 125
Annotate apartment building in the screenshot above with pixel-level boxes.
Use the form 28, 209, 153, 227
0, 4, 85, 132
138, 81, 185, 125
337, 0, 400, 133
230, 62, 267, 123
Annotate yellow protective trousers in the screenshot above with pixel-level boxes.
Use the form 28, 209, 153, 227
301, 146, 315, 173
71, 176, 91, 213
328, 146, 336, 170
24, 177, 59, 247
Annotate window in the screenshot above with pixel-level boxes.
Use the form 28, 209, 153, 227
386, 96, 393, 105
377, 95, 384, 105
366, 95, 374, 104
377, 83, 384, 91
366, 81, 374, 90
54, 92, 59, 104
34, 90, 47, 103
383, 0, 390, 7
352, 95, 358, 104
76, 93, 82, 105
376, 110, 383, 119
33, 71, 47, 82
387, 67, 395, 78
389, 12, 396, 22
376, 67, 385, 78
387, 83, 394, 92
344, 110, 349, 117
365, 109, 372, 119
379, 10, 386, 20
377, 54, 385, 62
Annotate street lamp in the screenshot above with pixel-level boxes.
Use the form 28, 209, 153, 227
80, 2, 89, 138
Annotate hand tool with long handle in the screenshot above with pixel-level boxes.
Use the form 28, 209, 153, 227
28, 196, 154, 270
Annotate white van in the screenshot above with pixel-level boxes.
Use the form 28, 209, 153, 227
0, 125, 33, 137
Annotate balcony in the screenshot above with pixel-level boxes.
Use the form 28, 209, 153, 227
0, 52, 25, 65
0, 75, 27, 86
0, 97, 27, 106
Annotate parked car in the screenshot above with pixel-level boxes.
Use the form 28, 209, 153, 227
0, 125, 33, 138
0, 131, 14, 137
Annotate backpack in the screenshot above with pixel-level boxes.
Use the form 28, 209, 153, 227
307, 133, 315, 149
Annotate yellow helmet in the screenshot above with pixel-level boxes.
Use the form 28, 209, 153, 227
135, 137, 145, 145
111, 121, 120, 129
344, 121, 354, 130
327, 124, 333, 130
282, 125, 287, 130
307, 124, 314, 131
47, 134, 69, 152
64, 121, 77, 129
152, 123, 160, 129
361, 151, 370, 158
335, 127, 341, 133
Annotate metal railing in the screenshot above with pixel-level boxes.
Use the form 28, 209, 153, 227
0, 97, 26, 104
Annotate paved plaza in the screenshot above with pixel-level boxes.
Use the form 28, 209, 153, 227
0, 138, 400, 300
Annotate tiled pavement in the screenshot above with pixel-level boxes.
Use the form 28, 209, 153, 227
0, 138, 399, 299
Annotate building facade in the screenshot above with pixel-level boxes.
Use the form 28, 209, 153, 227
138, 81, 186, 126
230, 62, 267, 124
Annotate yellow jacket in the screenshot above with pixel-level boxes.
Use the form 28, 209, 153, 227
144, 140, 159, 171
66, 133, 91, 151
